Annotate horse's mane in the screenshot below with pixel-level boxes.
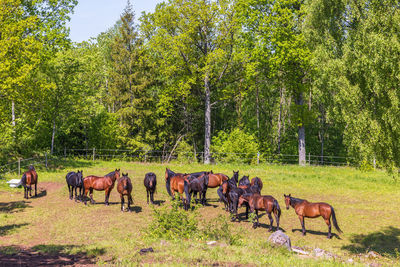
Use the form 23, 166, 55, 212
290, 196, 306, 205
105, 171, 116, 177
166, 169, 175, 179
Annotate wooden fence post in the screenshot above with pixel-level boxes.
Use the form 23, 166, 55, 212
18, 158, 20, 176
93, 148, 95, 161
45, 153, 48, 168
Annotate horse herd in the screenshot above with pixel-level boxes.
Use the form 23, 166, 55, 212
19, 166, 342, 239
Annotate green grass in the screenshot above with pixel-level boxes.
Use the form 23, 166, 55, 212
0, 160, 399, 266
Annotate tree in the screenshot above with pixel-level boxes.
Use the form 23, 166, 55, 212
141, 0, 239, 164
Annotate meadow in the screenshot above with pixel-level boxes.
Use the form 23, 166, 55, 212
0, 160, 399, 266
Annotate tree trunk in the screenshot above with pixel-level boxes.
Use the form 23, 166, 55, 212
11, 100, 15, 126
256, 87, 260, 139
204, 74, 211, 165
277, 87, 284, 154
297, 92, 306, 166
51, 119, 56, 155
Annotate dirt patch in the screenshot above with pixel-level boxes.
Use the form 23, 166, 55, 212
0, 247, 95, 266
37, 182, 63, 194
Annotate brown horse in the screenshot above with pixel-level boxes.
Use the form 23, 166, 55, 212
165, 168, 189, 200
83, 169, 120, 205
207, 173, 228, 188
284, 194, 342, 239
21, 165, 38, 199
239, 193, 281, 231
117, 173, 133, 212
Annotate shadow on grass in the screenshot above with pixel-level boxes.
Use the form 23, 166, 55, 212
0, 201, 31, 213
256, 223, 286, 232
0, 244, 105, 266
0, 223, 29, 236
342, 226, 400, 257
130, 206, 142, 213
292, 228, 341, 239
34, 189, 47, 198
152, 200, 165, 206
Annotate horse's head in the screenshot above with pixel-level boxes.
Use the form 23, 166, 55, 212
114, 169, 121, 180
28, 165, 35, 171
165, 168, 174, 181
203, 174, 209, 187
77, 170, 84, 184
284, 194, 291, 210
232, 170, 239, 183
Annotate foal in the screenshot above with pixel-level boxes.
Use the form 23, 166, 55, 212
21, 165, 38, 199
239, 193, 281, 231
117, 173, 133, 212
144, 172, 157, 204
284, 194, 342, 239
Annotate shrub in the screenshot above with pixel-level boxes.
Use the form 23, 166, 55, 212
144, 199, 199, 240
211, 128, 259, 164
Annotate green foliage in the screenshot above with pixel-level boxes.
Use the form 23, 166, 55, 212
174, 139, 195, 164
211, 128, 259, 164
144, 199, 199, 241
200, 215, 242, 246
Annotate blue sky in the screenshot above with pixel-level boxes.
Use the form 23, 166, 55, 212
67, 0, 163, 43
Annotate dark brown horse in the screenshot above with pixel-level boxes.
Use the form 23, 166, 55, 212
250, 177, 263, 191
239, 193, 281, 231
21, 165, 38, 199
144, 172, 157, 204
284, 194, 342, 239
117, 173, 133, 212
83, 169, 120, 205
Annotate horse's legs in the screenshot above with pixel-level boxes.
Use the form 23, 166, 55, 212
150, 190, 154, 204
105, 189, 110, 205
298, 215, 306, 236
68, 184, 72, 200
128, 194, 133, 211
252, 210, 259, 228
245, 203, 249, 219
89, 188, 94, 204
34, 182, 37, 197
24, 186, 27, 199
74, 186, 78, 202
274, 209, 280, 231
268, 212, 274, 232
146, 189, 149, 204
325, 217, 332, 239
120, 195, 124, 212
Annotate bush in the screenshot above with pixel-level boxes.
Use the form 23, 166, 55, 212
174, 139, 195, 164
144, 199, 199, 240
211, 128, 259, 164
200, 215, 242, 246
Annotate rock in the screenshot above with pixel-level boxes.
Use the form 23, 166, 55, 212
312, 248, 336, 259
347, 258, 354, 263
207, 241, 217, 246
367, 251, 380, 259
268, 230, 291, 251
291, 246, 309, 255
160, 240, 168, 246
139, 247, 154, 255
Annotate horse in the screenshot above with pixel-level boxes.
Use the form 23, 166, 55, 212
250, 177, 263, 191
238, 175, 250, 186
20, 165, 38, 199
66, 170, 84, 202
239, 193, 281, 231
207, 172, 229, 188
228, 184, 261, 221
184, 174, 209, 210
83, 169, 120, 205
144, 172, 157, 204
165, 168, 190, 204
117, 173, 133, 212
284, 194, 343, 239
218, 170, 239, 211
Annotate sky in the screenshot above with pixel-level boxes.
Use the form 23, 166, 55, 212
67, 0, 163, 43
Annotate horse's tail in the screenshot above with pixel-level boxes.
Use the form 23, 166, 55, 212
330, 206, 343, 234
165, 177, 172, 197
274, 198, 281, 219
20, 173, 27, 186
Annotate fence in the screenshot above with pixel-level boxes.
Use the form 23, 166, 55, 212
0, 148, 354, 177
59, 148, 353, 166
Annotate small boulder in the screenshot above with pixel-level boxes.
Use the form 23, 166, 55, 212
207, 241, 217, 246
268, 230, 291, 251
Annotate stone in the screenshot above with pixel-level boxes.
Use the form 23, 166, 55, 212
207, 241, 217, 246
291, 246, 309, 255
367, 251, 380, 259
139, 247, 154, 255
268, 230, 291, 251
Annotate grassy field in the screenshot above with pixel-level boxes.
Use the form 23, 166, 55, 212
0, 160, 399, 266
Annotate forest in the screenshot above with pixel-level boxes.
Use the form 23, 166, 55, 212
1, 0, 400, 170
